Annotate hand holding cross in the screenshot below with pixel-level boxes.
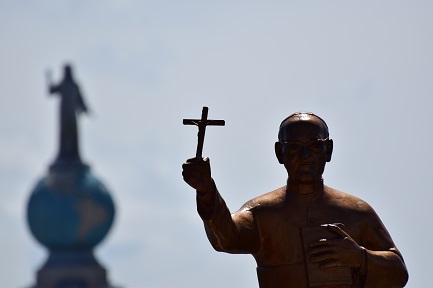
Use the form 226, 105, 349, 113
183, 107, 225, 159
182, 107, 225, 193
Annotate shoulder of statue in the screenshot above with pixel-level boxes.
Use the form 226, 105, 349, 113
323, 185, 374, 213
239, 186, 286, 212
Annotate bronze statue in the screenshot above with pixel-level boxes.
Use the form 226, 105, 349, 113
182, 112, 408, 287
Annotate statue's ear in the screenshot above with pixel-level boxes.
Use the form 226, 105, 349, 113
326, 139, 333, 162
275, 142, 284, 164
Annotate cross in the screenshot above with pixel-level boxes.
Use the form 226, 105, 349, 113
183, 107, 225, 159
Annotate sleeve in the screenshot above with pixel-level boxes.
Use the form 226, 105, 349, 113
74, 85, 88, 113
197, 181, 261, 254
357, 207, 409, 287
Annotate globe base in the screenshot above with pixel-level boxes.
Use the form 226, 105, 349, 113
31, 250, 113, 288
36, 265, 108, 288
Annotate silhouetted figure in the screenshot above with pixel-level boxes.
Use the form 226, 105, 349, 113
182, 112, 408, 287
49, 64, 88, 167
27, 64, 115, 288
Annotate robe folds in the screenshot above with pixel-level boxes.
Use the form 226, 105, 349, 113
197, 182, 408, 288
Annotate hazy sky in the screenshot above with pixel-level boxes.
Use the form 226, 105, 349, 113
1, 1, 432, 287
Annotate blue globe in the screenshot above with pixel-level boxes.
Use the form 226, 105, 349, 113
27, 167, 115, 251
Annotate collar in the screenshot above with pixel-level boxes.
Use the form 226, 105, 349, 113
287, 178, 324, 196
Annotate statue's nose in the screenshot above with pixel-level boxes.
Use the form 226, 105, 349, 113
299, 145, 312, 158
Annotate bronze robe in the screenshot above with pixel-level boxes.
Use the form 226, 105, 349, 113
197, 183, 408, 288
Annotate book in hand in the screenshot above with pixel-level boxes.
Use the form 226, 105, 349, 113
301, 225, 353, 287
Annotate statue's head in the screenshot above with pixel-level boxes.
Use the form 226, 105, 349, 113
275, 112, 333, 183
64, 64, 73, 79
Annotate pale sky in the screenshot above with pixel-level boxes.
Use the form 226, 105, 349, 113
1, 1, 432, 287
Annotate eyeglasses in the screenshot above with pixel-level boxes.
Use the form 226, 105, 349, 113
280, 138, 329, 155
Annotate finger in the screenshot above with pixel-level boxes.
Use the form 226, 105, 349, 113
182, 162, 190, 169
182, 163, 197, 174
185, 157, 211, 166
182, 160, 205, 170
322, 224, 349, 238
310, 252, 337, 264
319, 259, 341, 269
182, 172, 195, 183
186, 157, 201, 163
182, 169, 192, 178
182, 168, 200, 180
309, 238, 339, 248
309, 245, 338, 256
183, 175, 202, 187
333, 223, 346, 230
191, 156, 210, 162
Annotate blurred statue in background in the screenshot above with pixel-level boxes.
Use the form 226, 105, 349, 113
27, 64, 116, 288
48, 64, 88, 168
182, 112, 408, 287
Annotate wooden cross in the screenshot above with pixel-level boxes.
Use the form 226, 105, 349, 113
183, 107, 225, 159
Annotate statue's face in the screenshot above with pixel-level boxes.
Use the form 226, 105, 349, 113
276, 117, 332, 183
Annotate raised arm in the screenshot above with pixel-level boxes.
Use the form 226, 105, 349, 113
182, 157, 260, 254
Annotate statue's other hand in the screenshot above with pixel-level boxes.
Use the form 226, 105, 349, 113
308, 224, 363, 269
182, 157, 212, 193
